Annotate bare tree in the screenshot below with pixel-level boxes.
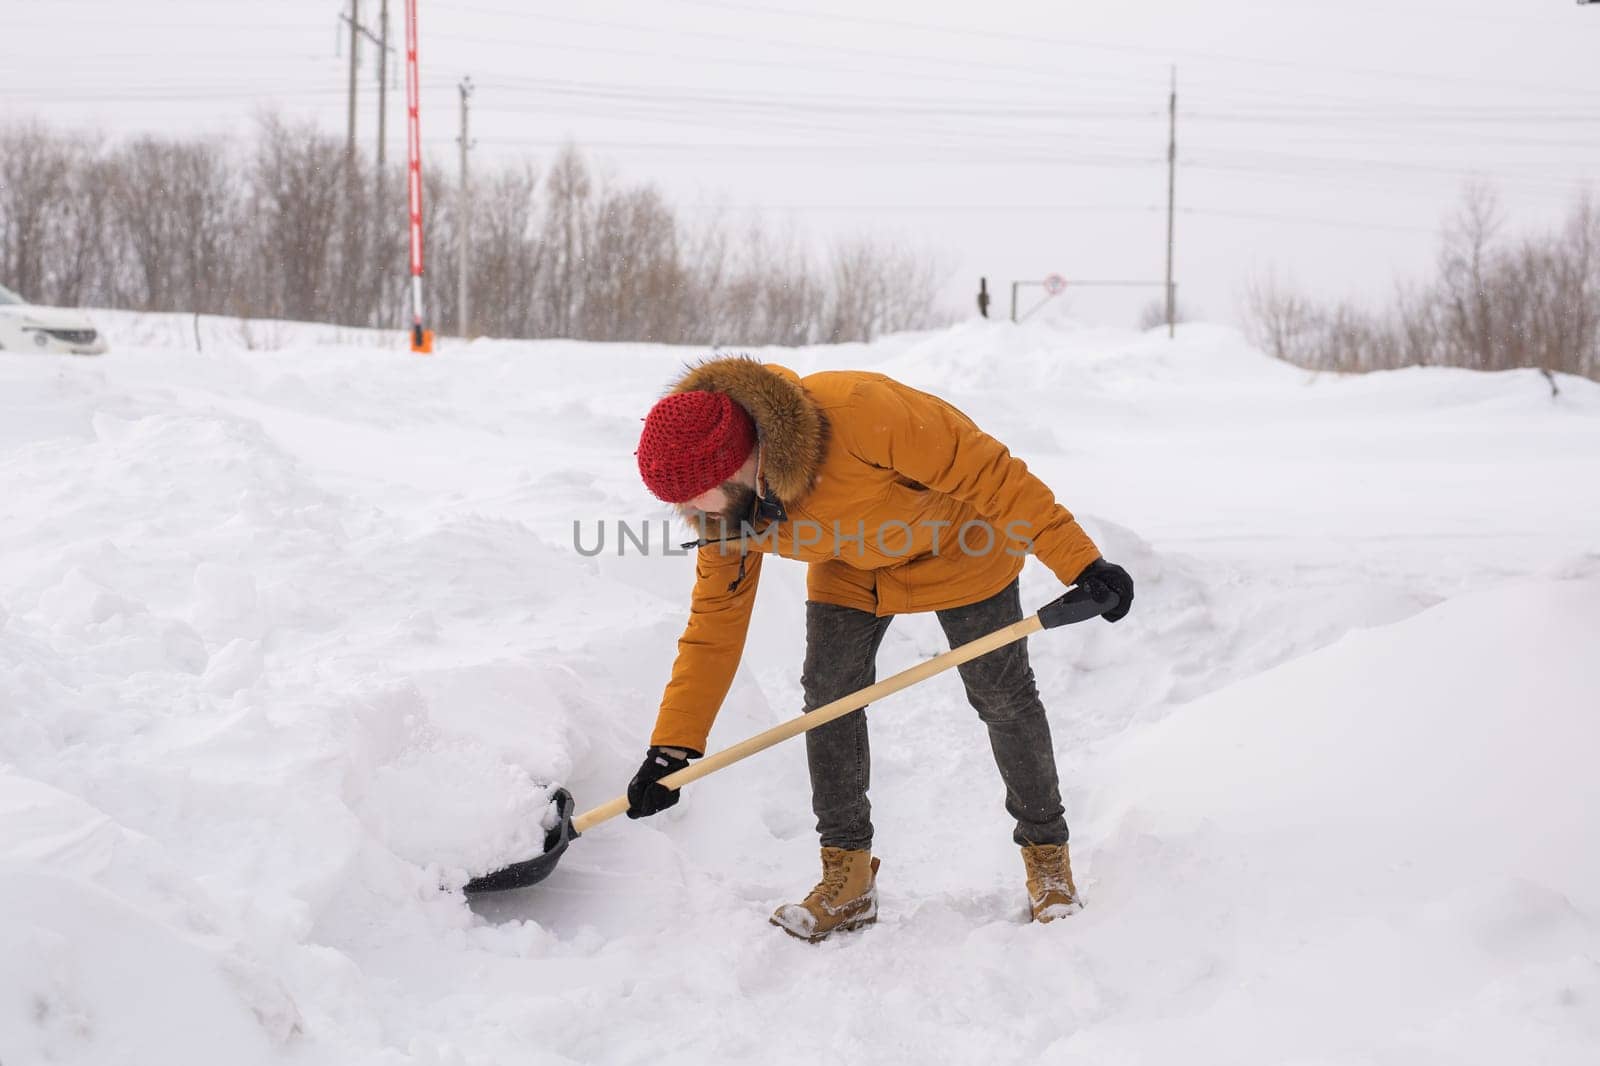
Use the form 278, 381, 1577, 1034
0, 122, 88, 302
466, 165, 543, 339
2, 116, 954, 346
108, 137, 242, 313
247, 116, 346, 321
540, 144, 592, 338
824, 236, 948, 343
1246, 184, 1600, 383
53, 150, 118, 308
584, 185, 687, 342
1436, 181, 1505, 371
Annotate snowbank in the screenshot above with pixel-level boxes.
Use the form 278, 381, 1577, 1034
1077, 579, 1600, 1063
1, 317, 1597, 1063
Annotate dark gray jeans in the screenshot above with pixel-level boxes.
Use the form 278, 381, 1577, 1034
801, 578, 1069, 850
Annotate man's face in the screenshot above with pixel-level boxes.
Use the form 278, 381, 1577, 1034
678, 447, 760, 536
681, 480, 758, 535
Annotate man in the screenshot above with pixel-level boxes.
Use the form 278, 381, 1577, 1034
626, 356, 1133, 942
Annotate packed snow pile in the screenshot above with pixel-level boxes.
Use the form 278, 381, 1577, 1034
1079, 580, 1600, 1063
1, 316, 1597, 1065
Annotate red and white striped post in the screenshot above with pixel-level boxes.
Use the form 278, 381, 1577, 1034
404, 0, 432, 353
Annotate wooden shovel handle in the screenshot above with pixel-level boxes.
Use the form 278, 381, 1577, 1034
571, 587, 1113, 834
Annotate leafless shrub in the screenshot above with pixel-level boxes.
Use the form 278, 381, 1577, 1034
1244, 272, 1321, 365
825, 235, 950, 343
1246, 185, 1600, 382
1137, 297, 1190, 332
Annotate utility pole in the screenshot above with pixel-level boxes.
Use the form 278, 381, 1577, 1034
345, 0, 361, 160
377, 0, 389, 169
339, 3, 392, 166
457, 77, 474, 339
1164, 66, 1178, 340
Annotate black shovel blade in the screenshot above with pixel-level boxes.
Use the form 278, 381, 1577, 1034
463, 787, 579, 894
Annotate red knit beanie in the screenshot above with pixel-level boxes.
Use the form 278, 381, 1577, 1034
636, 391, 757, 503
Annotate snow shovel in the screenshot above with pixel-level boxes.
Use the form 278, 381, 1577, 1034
462, 584, 1118, 894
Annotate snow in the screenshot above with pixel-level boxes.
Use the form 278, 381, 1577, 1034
2, 314, 1598, 1064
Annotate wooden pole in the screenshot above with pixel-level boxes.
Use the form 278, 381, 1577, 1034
346, 0, 360, 160
1165, 66, 1178, 339
571, 613, 1046, 833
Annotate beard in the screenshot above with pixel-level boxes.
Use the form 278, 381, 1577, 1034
678, 480, 759, 542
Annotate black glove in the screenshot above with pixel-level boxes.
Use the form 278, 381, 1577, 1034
626, 746, 694, 819
1074, 558, 1134, 623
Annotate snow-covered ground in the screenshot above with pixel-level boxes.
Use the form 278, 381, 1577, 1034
2, 315, 1597, 1065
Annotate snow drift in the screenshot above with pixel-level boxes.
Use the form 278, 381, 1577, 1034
1, 315, 1597, 1064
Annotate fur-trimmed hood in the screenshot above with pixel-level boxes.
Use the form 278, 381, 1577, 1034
668, 356, 827, 504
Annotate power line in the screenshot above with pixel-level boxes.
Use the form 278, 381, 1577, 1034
429, 6, 1177, 98
433, 136, 1163, 168
22, 73, 1598, 134
2, 18, 307, 32
1187, 109, 1600, 125
1184, 160, 1591, 204
12, 2, 1594, 126
676, 0, 1598, 98
16, 81, 1593, 200
1185, 150, 1596, 190
465, 74, 1159, 120
420, 28, 1112, 98
1179, 207, 1438, 235
4, 85, 366, 103
454, 100, 1165, 158
667, 200, 1449, 236
673, 203, 1163, 214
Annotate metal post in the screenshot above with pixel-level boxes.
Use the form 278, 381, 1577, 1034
1165, 66, 1177, 339
1010, 281, 1019, 324
457, 77, 473, 339
404, 0, 429, 352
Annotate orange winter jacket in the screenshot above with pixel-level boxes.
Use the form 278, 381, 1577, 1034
649, 357, 1103, 754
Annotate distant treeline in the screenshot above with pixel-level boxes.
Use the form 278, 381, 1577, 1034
1247, 185, 1600, 383
0, 117, 949, 345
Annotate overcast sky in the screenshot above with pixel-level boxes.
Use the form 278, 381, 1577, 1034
5, 0, 1599, 328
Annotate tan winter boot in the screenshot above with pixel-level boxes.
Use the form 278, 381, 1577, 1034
1021, 843, 1082, 923
770, 847, 881, 943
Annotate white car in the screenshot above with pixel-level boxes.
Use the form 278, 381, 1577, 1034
0, 284, 109, 355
